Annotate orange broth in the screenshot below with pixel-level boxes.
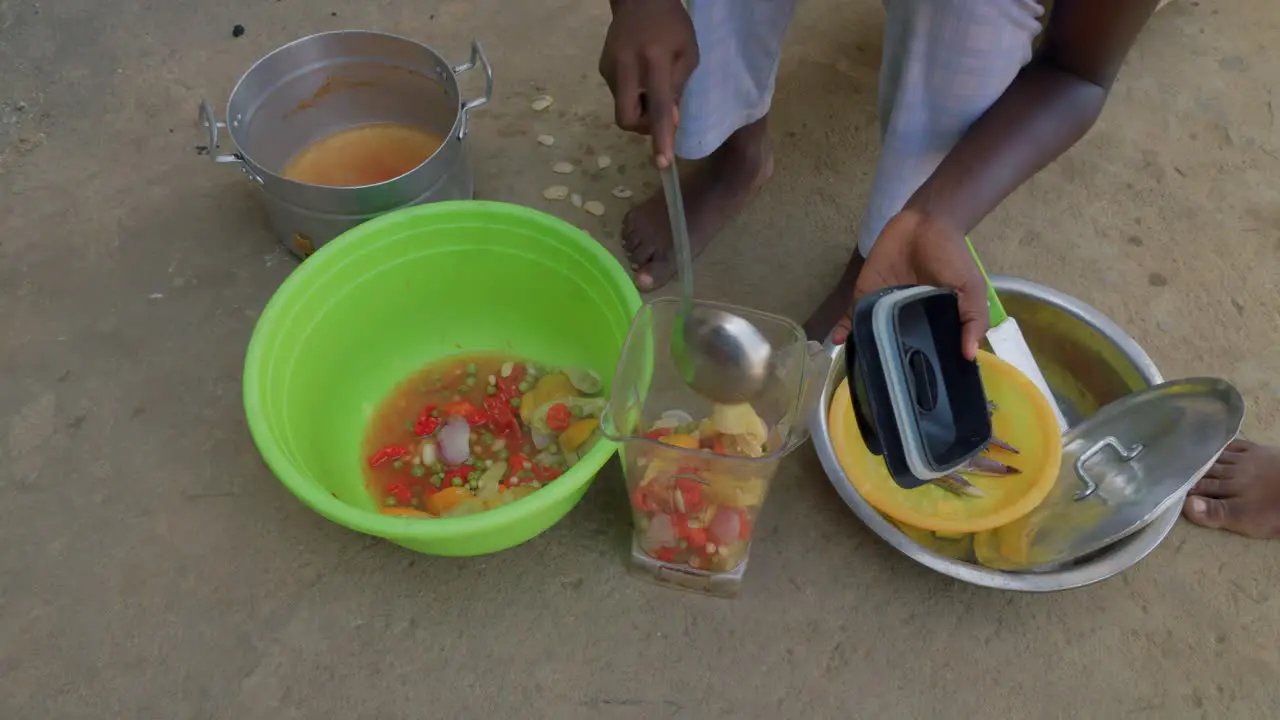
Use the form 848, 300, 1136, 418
362, 354, 578, 518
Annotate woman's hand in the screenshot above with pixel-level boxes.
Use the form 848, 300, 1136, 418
846, 209, 990, 359
598, 0, 698, 168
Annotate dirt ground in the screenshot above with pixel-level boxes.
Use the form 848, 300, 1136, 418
2, 0, 1279, 717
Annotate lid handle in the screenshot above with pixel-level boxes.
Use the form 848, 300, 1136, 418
1073, 436, 1145, 501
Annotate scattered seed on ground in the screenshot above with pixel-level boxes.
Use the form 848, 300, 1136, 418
542, 185, 570, 201
611, 186, 634, 199
553, 162, 575, 174
596, 155, 612, 169
584, 201, 606, 216
570, 193, 583, 208
531, 95, 554, 112
232, 24, 246, 38
537, 135, 555, 147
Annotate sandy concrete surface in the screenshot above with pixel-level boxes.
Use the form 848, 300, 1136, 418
2, 0, 1279, 717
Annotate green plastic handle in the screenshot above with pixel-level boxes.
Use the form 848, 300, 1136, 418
965, 237, 1007, 327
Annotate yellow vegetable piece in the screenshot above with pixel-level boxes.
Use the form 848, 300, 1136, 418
426, 486, 473, 516
711, 404, 767, 445
380, 507, 431, 518
442, 498, 488, 517
559, 418, 600, 454
520, 372, 578, 425
659, 433, 700, 450
888, 518, 974, 561
705, 475, 767, 508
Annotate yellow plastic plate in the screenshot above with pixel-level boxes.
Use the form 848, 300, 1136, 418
827, 350, 1063, 535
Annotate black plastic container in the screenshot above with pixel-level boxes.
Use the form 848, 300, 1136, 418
844, 286, 992, 488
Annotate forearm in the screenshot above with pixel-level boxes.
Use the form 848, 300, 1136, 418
905, 60, 1109, 235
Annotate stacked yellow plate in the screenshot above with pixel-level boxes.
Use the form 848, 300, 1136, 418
827, 350, 1063, 564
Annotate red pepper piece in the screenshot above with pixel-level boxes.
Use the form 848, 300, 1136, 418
484, 396, 524, 445
630, 488, 651, 513
674, 477, 705, 514
644, 428, 673, 441
508, 453, 531, 475
652, 547, 678, 563
412, 405, 440, 437
545, 403, 572, 433
495, 364, 525, 402
531, 463, 562, 483
444, 464, 475, 485
442, 400, 487, 427
737, 508, 752, 541
386, 483, 412, 505
676, 520, 708, 550
369, 445, 410, 468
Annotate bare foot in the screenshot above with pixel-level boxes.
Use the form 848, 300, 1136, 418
802, 252, 865, 343
623, 116, 773, 291
1182, 439, 1280, 539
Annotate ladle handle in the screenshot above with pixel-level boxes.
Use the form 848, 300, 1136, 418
659, 159, 695, 314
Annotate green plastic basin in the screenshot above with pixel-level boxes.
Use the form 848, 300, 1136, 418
243, 201, 642, 556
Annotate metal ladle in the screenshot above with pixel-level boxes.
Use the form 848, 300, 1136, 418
659, 160, 773, 404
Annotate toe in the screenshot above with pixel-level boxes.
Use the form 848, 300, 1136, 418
830, 315, 853, 345
1225, 438, 1253, 453
1203, 463, 1237, 481
1183, 495, 1272, 538
1191, 475, 1240, 497
628, 241, 657, 269
1183, 495, 1233, 529
638, 256, 676, 292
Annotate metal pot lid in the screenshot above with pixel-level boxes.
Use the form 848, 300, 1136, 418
973, 377, 1244, 573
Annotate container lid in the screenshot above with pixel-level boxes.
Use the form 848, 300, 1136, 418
846, 286, 991, 488
972, 377, 1245, 572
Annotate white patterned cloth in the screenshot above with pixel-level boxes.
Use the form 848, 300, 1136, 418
677, 0, 1046, 255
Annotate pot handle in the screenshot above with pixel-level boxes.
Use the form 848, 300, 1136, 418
197, 100, 264, 185
1072, 436, 1144, 500
452, 40, 494, 140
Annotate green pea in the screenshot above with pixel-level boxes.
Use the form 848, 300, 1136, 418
518, 381, 532, 393
468, 480, 479, 490
410, 497, 421, 507
486, 386, 497, 395
467, 471, 481, 483
497, 448, 509, 460
678, 539, 688, 550
384, 496, 397, 506
465, 376, 477, 386
431, 409, 440, 417
571, 405, 584, 418
404, 420, 414, 430
451, 477, 463, 487
481, 432, 494, 444
430, 475, 443, 488
510, 398, 522, 408
411, 465, 425, 477
392, 460, 404, 471
466, 363, 477, 374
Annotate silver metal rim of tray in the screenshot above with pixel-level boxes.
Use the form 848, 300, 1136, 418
808, 275, 1181, 592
